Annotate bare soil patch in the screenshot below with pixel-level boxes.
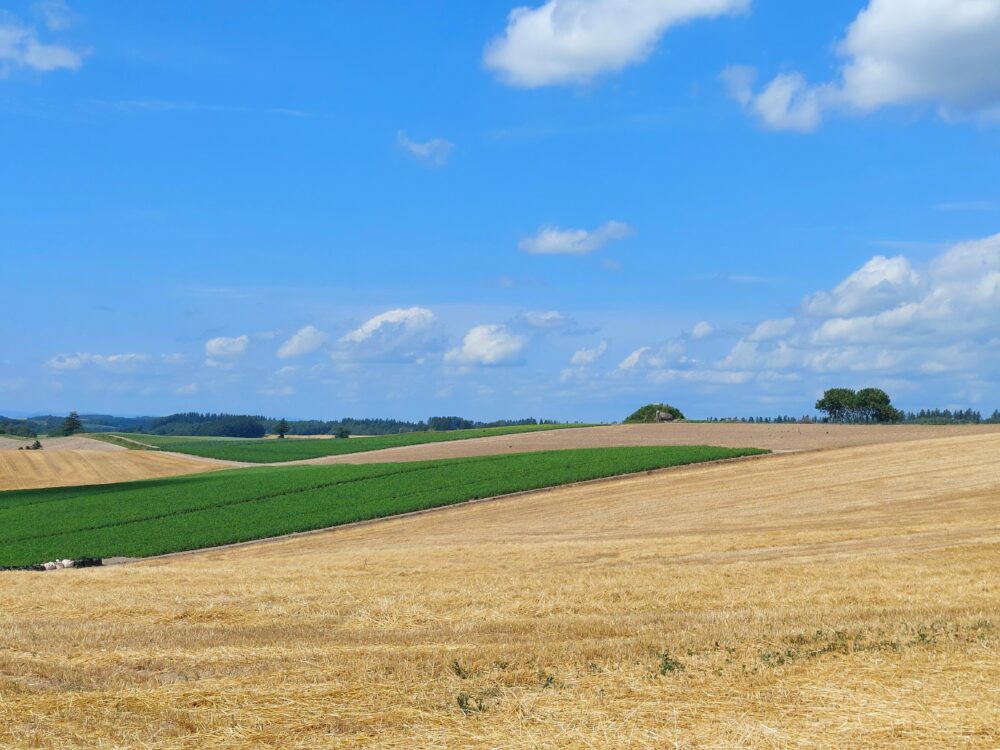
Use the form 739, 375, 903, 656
300, 421, 1000, 464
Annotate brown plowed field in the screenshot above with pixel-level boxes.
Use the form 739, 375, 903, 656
304, 421, 1000, 464
2, 433, 998, 748
0, 450, 224, 491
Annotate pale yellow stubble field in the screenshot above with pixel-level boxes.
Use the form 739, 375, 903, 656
0, 449, 225, 490
1, 433, 998, 748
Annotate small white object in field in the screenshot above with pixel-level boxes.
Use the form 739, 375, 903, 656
43, 562, 57, 571
61, 559, 75, 568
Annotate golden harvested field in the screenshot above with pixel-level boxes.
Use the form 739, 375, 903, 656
308, 421, 1000, 464
2, 432, 998, 748
0, 449, 223, 491
0, 436, 126, 452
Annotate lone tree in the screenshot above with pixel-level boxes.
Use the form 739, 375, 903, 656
61, 411, 83, 436
275, 418, 289, 439
335, 426, 351, 439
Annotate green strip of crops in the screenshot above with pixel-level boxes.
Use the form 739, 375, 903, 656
0, 446, 765, 566
107, 424, 592, 463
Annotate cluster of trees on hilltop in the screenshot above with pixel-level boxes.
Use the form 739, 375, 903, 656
624, 404, 686, 423
815, 388, 902, 423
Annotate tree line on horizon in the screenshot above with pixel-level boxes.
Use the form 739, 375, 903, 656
0, 412, 564, 439
3, 399, 1000, 440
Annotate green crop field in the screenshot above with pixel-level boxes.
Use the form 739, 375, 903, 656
0, 446, 765, 566
100, 424, 592, 463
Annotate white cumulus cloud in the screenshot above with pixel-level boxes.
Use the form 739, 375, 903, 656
691, 321, 714, 339
720, 232, 1000, 379
277, 325, 328, 359
205, 335, 249, 359
342, 307, 435, 344
485, 0, 749, 87
337, 306, 440, 363
519, 220, 632, 255
804, 255, 922, 317
748, 317, 795, 342
445, 324, 527, 366
727, 0, 1000, 131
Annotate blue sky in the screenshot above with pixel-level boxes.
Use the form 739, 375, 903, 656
2, 0, 999, 422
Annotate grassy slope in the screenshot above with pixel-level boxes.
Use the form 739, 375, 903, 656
0, 446, 764, 565
85, 434, 153, 450
102, 424, 591, 463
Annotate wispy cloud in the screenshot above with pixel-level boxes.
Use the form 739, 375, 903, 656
277, 325, 328, 359
397, 131, 454, 167
46, 352, 150, 372
692, 272, 780, 285
519, 220, 632, 255
0, 7, 85, 75
870, 239, 949, 252
570, 340, 607, 366
32, 0, 76, 31
91, 99, 312, 118
935, 200, 998, 212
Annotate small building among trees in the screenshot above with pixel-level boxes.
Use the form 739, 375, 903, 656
625, 403, 686, 423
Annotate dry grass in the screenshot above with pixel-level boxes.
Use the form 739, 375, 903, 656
1, 433, 998, 748
0, 450, 223, 491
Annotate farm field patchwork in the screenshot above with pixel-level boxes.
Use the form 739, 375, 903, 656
0, 445, 761, 566
104, 423, 592, 462
1, 433, 997, 748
